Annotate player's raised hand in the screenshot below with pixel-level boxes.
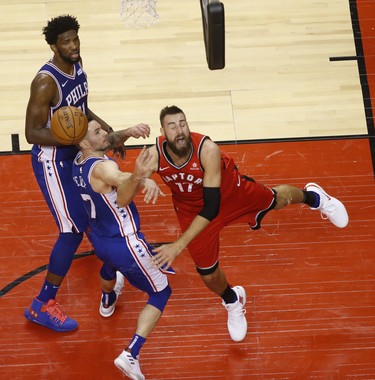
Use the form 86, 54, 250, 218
142, 178, 165, 204
109, 124, 151, 159
133, 146, 151, 177
126, 123, 150, 139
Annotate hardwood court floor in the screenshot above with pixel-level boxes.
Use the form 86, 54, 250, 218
0, 139, 374, 380
1, 0, 375, 379
0, 0, 369, 151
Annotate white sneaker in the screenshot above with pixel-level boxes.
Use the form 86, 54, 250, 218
222, 286, 247, 342
99, 271, 125, 318
114, 350, 145, 380
304, 183, 349, 228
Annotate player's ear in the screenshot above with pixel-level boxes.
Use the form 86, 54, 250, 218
50, 44, 57, 53
160, 127, 165, 137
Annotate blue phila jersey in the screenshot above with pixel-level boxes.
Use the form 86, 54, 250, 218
32, 61, 89, 161
72, 153, 141, 238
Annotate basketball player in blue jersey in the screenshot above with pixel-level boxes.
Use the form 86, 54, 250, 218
24, 15, 150, 332
73, 119, 171, 380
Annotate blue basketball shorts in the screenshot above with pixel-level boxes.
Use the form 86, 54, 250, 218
88, 231, 169, 294
32, 154, 88, 233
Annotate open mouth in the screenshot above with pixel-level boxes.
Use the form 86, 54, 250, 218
175, 136, 185, 146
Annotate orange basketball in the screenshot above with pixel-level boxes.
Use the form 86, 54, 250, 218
50, 106, 88, 145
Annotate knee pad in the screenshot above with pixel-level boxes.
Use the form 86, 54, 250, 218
147, 285, 172, 312
100, 263, 116, 281
196, 260, 219, 275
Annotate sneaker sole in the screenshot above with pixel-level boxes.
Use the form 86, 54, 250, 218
99, 300, 117, 318
114, 357, 144, 380
24, 309, 78, 332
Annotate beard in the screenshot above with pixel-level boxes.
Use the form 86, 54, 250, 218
58, 49, 81, 65
92, 140, 111, 153
166, 134, 192, 158
100, 142, 112, 152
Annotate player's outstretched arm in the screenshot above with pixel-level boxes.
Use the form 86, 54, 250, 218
116, 146, 163, 206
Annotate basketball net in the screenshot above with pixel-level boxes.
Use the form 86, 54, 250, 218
119, 0, 159, 29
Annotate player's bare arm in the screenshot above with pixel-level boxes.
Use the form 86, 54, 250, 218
143, 145, 159, 177
90, 147, 163, 206
90, 160, 129, 194
107, 124, 151, 148
25, 74, 62, 146
90, 112, 150, 160
152, 139, 222, 269
117, 146, 164, 205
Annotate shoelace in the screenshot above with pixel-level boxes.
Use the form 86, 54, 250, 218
231, 308, 247, 318
226, 302, 247, 318
46, 302, 67, 324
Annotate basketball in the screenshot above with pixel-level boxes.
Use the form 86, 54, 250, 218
50, 106, 88, 145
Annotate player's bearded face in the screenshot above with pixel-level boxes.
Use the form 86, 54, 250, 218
55, 31, 81, 64
88, 122, 111, 152
58, 47, 81, 64
95, 135, 111, 152
166, 132, 192, 158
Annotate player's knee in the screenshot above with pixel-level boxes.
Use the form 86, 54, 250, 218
196, 261, 219, 277
147, 284, 172, 312
100, 263, 116, 281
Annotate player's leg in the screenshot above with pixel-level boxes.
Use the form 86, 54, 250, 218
273, 183, 349, 227
227, 175, 348, 229
197, 261, 247, 342
24, 157, 87, 332
91, 232, 171, 378
187, 224, 247, 342
114, 286, 171, 380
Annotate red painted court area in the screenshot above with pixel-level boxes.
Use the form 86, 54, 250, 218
0, 138, 374, 379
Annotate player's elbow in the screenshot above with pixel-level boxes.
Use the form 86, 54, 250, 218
25, 128, 35, 144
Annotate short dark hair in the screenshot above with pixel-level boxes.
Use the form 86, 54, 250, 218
42, 15, 80, 45
159, 105, 185, 125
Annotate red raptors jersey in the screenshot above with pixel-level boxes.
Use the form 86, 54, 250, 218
156, 132, 276, 270
156, 132, 238, 213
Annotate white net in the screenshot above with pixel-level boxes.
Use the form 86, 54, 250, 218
120, 0, 159, 29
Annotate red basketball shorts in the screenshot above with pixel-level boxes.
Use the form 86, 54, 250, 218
174, 175, 276, 271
